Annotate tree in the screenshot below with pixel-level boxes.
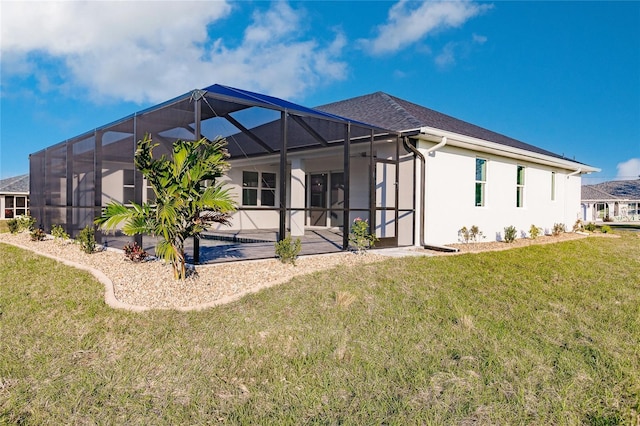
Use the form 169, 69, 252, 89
96, 134, 236, 280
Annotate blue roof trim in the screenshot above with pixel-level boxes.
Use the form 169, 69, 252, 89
202, 84, 391, 131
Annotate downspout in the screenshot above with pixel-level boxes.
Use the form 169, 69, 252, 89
403, 135, 458, 252
422, 135, 447, 155
567, 168, 582, 178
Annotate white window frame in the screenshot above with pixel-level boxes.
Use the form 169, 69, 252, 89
551, 171, 556, 201
516, 165, 525, 208
3, 195, 29, 218
242, 171, 277, 207
475, 158, 487, 207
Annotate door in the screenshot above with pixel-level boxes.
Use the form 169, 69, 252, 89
309, 173, 327, 226
374, 159, 398, 247
329, 172, 344, 228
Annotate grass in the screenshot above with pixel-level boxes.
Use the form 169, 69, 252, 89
1, 234, 639, 424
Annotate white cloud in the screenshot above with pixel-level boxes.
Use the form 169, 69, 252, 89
1, 1, 348, 103
435, 42, 457, 67
615, 158, 640, 180
434, 33, 488, 69
361, 0, 492, 55
472, 33, 488, 44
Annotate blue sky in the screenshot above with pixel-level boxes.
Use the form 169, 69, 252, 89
1, 1, 639, 184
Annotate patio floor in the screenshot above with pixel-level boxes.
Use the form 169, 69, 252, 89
101, 228, 347, 264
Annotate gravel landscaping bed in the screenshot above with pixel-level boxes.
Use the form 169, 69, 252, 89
0, 232, 386, 310
1, 230, 599, 310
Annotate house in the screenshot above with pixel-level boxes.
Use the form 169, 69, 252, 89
0, 174, 29, 220
581, 180, 640, 222
29, 84, 598, 261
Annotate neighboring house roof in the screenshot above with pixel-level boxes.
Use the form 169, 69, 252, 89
581, 185, 621, 201
0, 174, 29, 193
588, 179, 640, 199
316, 92, 575, 163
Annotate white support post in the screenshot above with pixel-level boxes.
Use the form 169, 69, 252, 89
290, 158, 306, 236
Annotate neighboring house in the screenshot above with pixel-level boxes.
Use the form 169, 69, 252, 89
581, 180, 640, 222
29, 84, 598, 258
0, 174, 29, 220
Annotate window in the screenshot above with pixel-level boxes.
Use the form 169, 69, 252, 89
3, 195, 28, 218
475, 158, 487, 207
242, 171, 276, 207
516, 165, 525, 207
551, 171, 556, 201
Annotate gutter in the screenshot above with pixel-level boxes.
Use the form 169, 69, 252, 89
411, 126, 600, 173
402, 135, 459, 253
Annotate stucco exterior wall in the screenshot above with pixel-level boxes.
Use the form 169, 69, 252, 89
419, 141, 583, 245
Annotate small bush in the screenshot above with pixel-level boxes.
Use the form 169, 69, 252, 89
552, 223, 566, 236
584, 222, 596, 232
275, 235, 302, 265
123, 242, 149, 262
529, 224, 541, 240
459, 225, 483, 243
504, 225, 517, 243
17, 215, 36, 231
349, 218, 378, 254
8, 215, 36, 233
76, 225, 96, 254
572, 219, 584, 232
30, 228, 46, 241
7, 219, 19, 234
601, 225, 612, 234
458, 226, 470, 243
470, 225, 482, 241
51, 224, 70, 240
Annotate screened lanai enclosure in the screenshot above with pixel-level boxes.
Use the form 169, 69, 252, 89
30, 85, 416, 263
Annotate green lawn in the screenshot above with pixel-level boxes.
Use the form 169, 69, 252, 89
1, 234, 638, 424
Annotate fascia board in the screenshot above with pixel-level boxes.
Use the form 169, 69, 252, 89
415, 126, 600, 173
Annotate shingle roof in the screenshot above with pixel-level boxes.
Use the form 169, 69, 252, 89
590, 179, 640, 199
316, 92, 570, 161
0, 174, 29, 193
581, 185, 620, 201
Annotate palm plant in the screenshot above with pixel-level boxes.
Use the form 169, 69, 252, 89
96, 134, 236, 280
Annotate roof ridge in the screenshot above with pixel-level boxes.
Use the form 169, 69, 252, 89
378, 93, 424, 129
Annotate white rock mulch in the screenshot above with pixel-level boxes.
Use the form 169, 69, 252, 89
1, 230, 601, 311
0, 232, 386, 311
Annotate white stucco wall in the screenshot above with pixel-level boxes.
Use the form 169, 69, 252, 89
419, 141, 583, 245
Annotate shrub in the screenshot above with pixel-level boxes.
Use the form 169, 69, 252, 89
459, 225, 483, 243
503, 225, 517, 243
458, 226, 470, 243
572, 219, 584, 232
601, 225, 612, 234
275, 235, 302, 265
8, 215, 36, 233
349, 218, 378, 254
552, 223, 565, 236
17, 215, 36, 232
7, 219, 19, 234
470, 225, 482, 242
51, 224, 70, 240
76, 225, 96, 254
30, 228, 46, 241
123, 242, 149, 262
584, 222, 596, 232
529, 224, 541, 240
